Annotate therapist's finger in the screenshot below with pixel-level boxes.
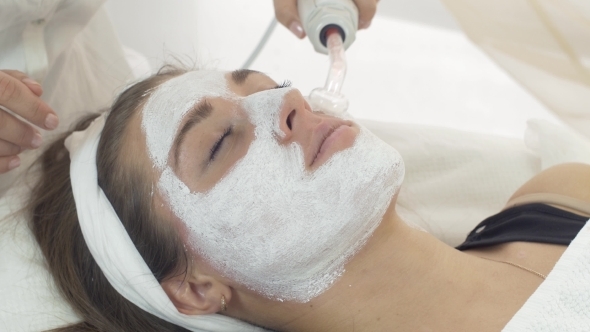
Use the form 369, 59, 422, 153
0, 139, 21, 157
0, 156, 21, 174
274, 0, 306, 39
2, 70, 43, 96
0, 109, 42, 149
354, 0, 378, 29
0, 70, 58, 130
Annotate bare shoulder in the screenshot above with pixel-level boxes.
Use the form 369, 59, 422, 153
507, 163, 590, 206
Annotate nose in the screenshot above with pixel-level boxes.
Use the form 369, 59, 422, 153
277, 89, 311, 142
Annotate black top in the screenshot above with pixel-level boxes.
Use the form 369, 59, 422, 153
456, 203, 589, 251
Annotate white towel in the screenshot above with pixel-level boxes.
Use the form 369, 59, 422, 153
525, 119, 590, 170
359, 119, 541, 246
503, 219, 590, 331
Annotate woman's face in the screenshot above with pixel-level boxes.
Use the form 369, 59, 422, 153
168, 70, 359, 192
131, 70, 404, 303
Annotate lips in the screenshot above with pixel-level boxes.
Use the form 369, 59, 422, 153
308, 121, 347, 167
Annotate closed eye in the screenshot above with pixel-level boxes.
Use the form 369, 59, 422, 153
209, 126, 233, 162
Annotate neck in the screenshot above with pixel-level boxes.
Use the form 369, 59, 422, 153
249, 205, 540, 331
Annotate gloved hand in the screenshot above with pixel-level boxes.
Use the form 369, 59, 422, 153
0, 70, 58, 173
273, 0, 379, 39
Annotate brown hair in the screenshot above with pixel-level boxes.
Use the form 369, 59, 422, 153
27, 67, 192, 332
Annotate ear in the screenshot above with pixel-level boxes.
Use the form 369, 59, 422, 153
161, 272, 231, 315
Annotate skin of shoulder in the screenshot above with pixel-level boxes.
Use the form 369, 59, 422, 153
507, 162, 590, 206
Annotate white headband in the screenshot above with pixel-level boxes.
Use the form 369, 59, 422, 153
64, 113, 263, 332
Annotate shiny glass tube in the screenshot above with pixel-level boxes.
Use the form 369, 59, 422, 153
309, 31, 349, 113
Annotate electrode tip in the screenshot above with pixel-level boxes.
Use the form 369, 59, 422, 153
309, 88, 349, 114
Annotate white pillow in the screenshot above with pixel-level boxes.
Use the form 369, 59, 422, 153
0, 185, 80, 331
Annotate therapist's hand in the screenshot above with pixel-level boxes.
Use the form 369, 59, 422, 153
273, 0, 379, 39
0, 70, 59, 173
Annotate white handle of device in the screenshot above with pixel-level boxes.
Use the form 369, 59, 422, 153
298, 0, 359, 54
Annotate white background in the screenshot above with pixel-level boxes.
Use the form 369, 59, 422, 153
104, 0, 561, 138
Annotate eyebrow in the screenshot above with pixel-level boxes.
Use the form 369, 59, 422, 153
172, 100, 213, 167
231, 69, 260, 84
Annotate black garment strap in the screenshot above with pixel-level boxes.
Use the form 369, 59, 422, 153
456, 203, 589, 251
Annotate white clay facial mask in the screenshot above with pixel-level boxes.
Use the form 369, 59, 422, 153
142, 71, 405, 302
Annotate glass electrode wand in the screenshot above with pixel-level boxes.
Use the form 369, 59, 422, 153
298, 0, 358, 114
309, 28, 349, 113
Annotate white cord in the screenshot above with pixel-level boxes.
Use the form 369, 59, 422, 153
241, 18, 278, 69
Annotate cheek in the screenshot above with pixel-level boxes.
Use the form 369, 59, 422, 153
151, 190, 194, 251
152, 189, 227, 278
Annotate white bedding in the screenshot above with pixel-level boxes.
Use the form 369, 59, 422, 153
0, 186, 79, 331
